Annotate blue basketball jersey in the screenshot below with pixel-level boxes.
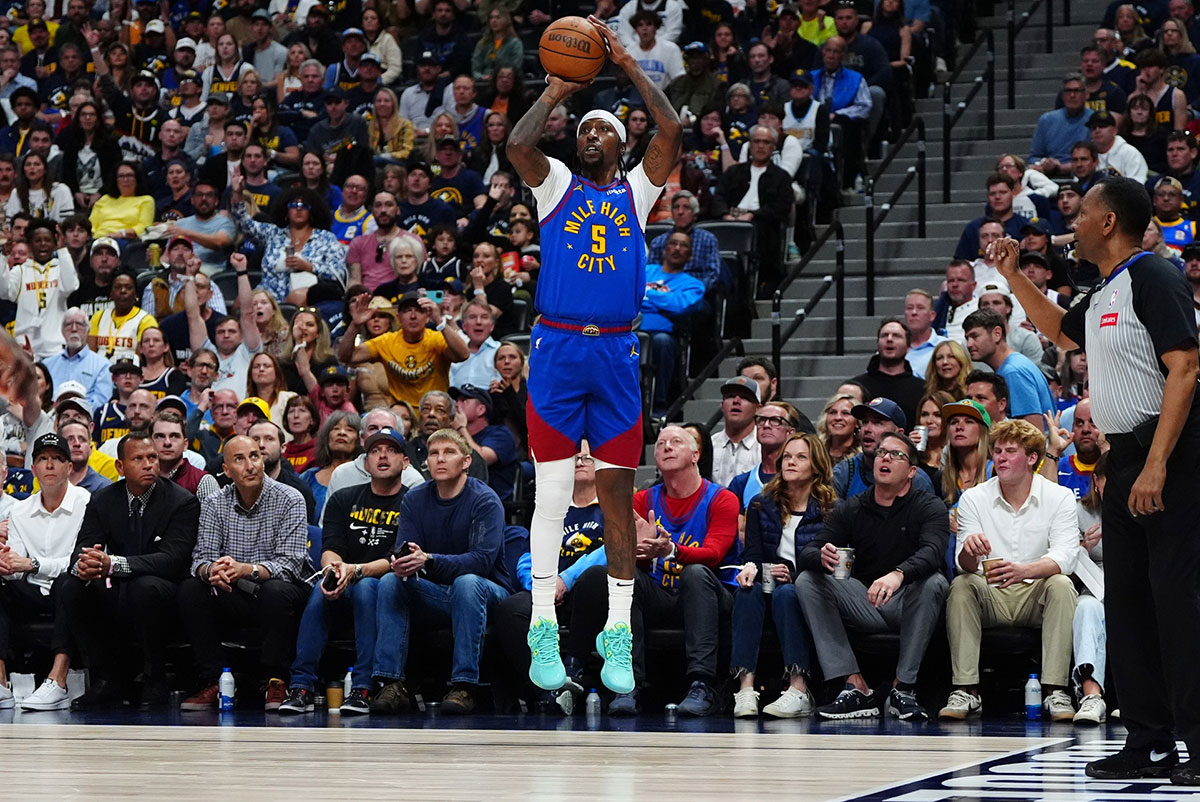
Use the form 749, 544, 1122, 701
536, 170, 649, 325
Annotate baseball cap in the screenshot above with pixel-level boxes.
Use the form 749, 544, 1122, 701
27, 18, 47, 31
145, 18, 166, 34
852, 397, 906, 429
778, 4, 800, 18
56, 395, 92, 418
206, 92, 231, 107
156, 395, 188, 416
1182, 243, 1200, 261
175, 37, 197, 52
185, 11, 204, 21
1018, 250, 1050, 269
54, 380, 87, 402
325, 87, 350, 103
365, 426, 407, 452
317, 365, 352, 385
978, 280, 1013, 302
1156, 175, 1185, 193
33, 433, 70, 461
682, 41, 708, 54
132, 69, 160, 88
251, 8, 272, 21
436, 135, 461, 150
416, 50, 439, 66
360, 51, 382, 66
789, 68, 813, 86
1019, 218, 1050, 236
166, 235, 193, 251
1057, 181, 1084, 196
367, 295, 398, 321
396, 290, 424, 310
1086, 110, 1116, 128
307, 3, 330, 14
406, 159, 432, 177
443, 278, 465, 294
110, 357, 141, 375
720, 375, 760, 403
237, 397, 270, 419
941, 399, 992, 428
343, 26, 365, 39
91, 236, 120, 255
177, 68, 200, 84
451, 383, 493, 412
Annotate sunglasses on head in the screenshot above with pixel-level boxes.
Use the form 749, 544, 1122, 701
288, 201, 310, 210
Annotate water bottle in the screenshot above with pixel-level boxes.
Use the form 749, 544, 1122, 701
219, 667, 236, 711
585, 688, 601, 718
1024, 673, 1042, 720
344, 668, 353, 698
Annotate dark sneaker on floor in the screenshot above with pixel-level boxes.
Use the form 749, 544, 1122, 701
370, 681, 410, 715
887, 687, 928, 721
677, 680, 720, 717
340, 688, 371, 715
442, 687, 476, 715
180, 684, 219, 711
534, 688, 574, 716
608, 690, 640, 716
816, 685, 880, 720
1086, 746, 1179, 779
138, 678, 169, 709
1172, 761, 1200, 786
278, 687, 315, 715
264, 679, 288, 711
561, 656, 585, 694
71, 679, 124, 711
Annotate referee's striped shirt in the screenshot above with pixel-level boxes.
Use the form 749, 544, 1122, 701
1060, 252, 1199, 435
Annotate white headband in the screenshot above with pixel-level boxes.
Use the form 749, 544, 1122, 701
577, 109, 627, 144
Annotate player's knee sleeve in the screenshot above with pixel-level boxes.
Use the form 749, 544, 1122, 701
530, 457, 575, 575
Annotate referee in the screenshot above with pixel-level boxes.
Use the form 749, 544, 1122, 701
993, 175, 1200, 786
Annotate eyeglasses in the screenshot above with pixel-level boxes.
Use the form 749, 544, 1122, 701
754, 414, 794, 429
193, 362, 218, 370
575, 455, 594, 465
1062, 87, 1085, 94
876, 447, 911, 463
287, 201, 310, 210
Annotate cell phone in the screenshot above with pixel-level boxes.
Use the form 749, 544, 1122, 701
321, 567, 339, 591
392, 541, 413, 561
427, 289, 443, 304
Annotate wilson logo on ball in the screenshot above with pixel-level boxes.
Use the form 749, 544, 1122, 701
546, 32, 594, 53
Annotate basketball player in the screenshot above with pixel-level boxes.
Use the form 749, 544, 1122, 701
508, 16, 681, 695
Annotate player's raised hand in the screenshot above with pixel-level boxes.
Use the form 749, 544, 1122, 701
587, 15, 630, 64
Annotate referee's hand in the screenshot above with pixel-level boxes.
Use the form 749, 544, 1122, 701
987, 237, 1020, 281
1129, 461, 1167, 517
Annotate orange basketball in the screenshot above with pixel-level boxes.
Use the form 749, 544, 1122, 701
539, 17, 607, 82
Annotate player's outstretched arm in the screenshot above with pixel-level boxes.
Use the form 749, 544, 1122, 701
588, 15, 682, 186
508, 77, 590, 188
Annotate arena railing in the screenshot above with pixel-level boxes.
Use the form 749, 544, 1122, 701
864, 115, 926, 316
770, 221, 846, 381
1007, 0, 1061, 107
658, 337, 746, 427
942, 28, 996, 203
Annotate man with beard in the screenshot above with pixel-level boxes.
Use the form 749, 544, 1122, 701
166, 182, 236, 275
99, 390, 157, 458
408, 391, 488, 481
347, 192, 403, 291
144, 238, 227, 320
850, 318, 926, 427
245, 419, 316, 523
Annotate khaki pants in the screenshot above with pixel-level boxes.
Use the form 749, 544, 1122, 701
947, 573, 1077, 687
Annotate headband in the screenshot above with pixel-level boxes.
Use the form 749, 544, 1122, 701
577, 109, 627, 144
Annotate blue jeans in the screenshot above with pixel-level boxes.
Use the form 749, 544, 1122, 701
1073, 593, 1106, 695
289, 578, 380, 691
372, 572, 508, 685
729, 582, 812, 675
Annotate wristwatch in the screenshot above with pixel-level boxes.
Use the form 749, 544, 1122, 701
29, 557, 40, 576
251, 564, 262, 581
354, 564, 364, 582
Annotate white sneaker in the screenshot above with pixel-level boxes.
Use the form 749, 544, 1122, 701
762, 687, 814, 718
938, 689, 982, 720
1073, 694, 1107, 724
21, 678, 70, 711
0, 682, 12, 710
1046, 689, 1075, 722
732, 688, 759, 718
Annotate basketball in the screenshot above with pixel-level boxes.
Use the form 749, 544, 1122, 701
539, 17, 607, 83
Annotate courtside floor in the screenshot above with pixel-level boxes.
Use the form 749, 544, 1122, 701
0, 711, 1192, 800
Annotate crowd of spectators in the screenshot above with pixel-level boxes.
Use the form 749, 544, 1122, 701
0, 0, 1157, 726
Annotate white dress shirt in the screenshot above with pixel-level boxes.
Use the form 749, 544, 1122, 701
711, 427, 760, 488
954, 473, 1079, 576
6, 483, 91, 594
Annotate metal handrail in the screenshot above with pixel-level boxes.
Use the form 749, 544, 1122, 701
770, 221, 846, 379
942, 29, 995, 203
660, 337, 745, 425
1008, 0, 1051, 107
865, 116, 926, 316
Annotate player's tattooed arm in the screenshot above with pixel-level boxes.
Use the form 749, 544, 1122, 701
509, 78, 587, 187
588, 15, 681, 186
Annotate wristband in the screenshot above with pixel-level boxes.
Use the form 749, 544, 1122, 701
435, 319, 447, 331
234, 269, 248, 276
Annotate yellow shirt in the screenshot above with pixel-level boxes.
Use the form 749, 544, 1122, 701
365, 328, 452, 408
12, 21, 60, 55
798, 15, 836, 46
88, 194, 156, 239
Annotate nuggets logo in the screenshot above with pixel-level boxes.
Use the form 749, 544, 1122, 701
387, 354, 435, 382
563, 198, 631, 273
434, 186, 464, 208
1166, 65, 1189, 89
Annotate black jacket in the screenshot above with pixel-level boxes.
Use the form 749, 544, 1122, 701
852, 355, 927, 431
797, 487, 948, 585
711, 160, 794, 226
71, 477, 201, 580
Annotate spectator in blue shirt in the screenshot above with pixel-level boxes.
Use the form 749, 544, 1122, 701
641, 231, 707, 416
646, 190, 723, 290
962, 307, 1055, 427
953, 173, 1033, 261
43, 309, 113, 412
370, 428, 511, 716
451, 383, 518, 501
1029, 73, 1094, 175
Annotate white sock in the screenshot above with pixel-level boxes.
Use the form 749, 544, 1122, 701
605, 574, 634, 630
529, 457, 574, 625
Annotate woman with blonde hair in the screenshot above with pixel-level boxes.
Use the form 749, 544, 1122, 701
923, 340, 972, 399
422, 113, 459, 162
367, 87, 416, 165
471, 7, 524, 81
816, 392, 860, 463
490, 341, 528, 456
355, 296, 398, 410
277, 42, 311, 104
247, 351, 298, 425
137, 327, 187, 397
731, 432, 837, 718
280, 307, 339, 395
915, 390, 955, 473
994, 152, 1058, 204
941, 399, 992, 508
251, 289, 291, 358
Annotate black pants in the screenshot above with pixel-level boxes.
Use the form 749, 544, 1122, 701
58, 575, 178, 682
0, 575, 72, 661
1104, 415, 1200, 755
177, 577, 308, 684
571, 564, 733, 684
833, 113, 866, 189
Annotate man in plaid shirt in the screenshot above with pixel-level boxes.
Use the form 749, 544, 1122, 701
177, 436, 312, 712
646, 191, 723, 291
